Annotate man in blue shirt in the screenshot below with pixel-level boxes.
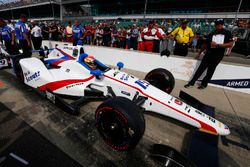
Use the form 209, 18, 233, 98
15, 14, 31, 58
72, 19, 85, 46
0, 18, 15, 54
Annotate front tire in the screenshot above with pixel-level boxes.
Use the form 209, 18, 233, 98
145, 68, 175, 94
95, 97, 145, 151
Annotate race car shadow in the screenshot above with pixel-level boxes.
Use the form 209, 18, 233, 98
221, 136, 250, 151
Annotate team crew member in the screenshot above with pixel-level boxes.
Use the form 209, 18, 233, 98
15, 14, 31, 58
0, 18, 15, 55
49, 23, 59, 41
7, 20, 15, 31
167, 19, 194, 56
184, 19, 233, 89
95, 25, 103, 46
141, 21, 162, 52
31, 21, 43, 56
130, 24, 139, 50
65, 21, 73, 42
72, 19, 85, 46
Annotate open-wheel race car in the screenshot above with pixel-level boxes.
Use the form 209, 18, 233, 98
13, 45, 230, 151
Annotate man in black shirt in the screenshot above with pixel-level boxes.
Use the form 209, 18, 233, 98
49, 23, 59, 41
103, 23, 111, 47
42, 23, 49, 40
184, 19, 233, 89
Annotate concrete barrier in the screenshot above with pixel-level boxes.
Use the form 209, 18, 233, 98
42, 40, 250, 94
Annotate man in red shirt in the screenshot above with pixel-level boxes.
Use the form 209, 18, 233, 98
118, 28, 127, 49
85, 25, 93, 45
141, 21, 162, 52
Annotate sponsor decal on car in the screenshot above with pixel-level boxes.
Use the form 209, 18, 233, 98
24, 71, 40, 82
174, 99, 183, 105
135, 80, 149, 89
66, 82, 85, 89
120, 74, 129, 81
0, 59, 6, 65
63, 46, 73, 50
195, 109, 216, 123
0, 59, 8, 67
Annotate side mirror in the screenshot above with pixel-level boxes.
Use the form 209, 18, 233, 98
116, 62, 124, 70
90, 69, 103, 78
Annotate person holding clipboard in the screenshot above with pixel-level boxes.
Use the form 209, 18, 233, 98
184, 19, 233, 89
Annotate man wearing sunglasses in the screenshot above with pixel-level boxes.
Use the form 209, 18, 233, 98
184, 19, 233, 89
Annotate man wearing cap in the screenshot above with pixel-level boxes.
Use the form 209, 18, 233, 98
15, 14, 31, 58
166, 19, 194, 56
0, 18, 15, 55
184, 19, 233, 89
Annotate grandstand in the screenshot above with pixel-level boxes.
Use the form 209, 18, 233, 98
0, 0, 61, 20
0, 0, 249, 21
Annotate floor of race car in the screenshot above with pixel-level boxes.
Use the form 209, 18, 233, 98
0, 68, 250, 167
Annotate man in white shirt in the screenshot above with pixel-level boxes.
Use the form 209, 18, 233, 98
65, 21, 73, 42
7, 20, 15, 32
95, 25, 103, 46
31, 21, 43, 56
153, 23, 165, 53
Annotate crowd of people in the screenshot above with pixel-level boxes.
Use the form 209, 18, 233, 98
38, 19, 199, 56
0, 14, 249, 90
0, 14, 249, 58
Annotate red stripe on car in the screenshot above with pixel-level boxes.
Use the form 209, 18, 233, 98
38, 75, 95, 91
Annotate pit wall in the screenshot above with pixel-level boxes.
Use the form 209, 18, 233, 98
42, 40, 250, 94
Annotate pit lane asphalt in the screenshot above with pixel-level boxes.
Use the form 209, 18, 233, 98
0, 68, 249, 167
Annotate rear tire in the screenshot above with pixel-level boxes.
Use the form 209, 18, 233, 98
145, 68, 175, 94
95, 97, 145, 151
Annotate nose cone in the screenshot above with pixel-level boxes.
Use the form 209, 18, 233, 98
217, 124, 230, 136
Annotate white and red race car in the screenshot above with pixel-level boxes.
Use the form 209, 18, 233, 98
13, 45, 230, 151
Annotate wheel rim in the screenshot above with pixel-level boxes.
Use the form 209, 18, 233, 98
96, 107, 132, 149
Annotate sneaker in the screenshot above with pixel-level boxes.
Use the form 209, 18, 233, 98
184, 84, 193, 88
197, 85, 207, 89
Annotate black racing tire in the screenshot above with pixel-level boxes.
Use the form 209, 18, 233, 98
145, 68, 175, 94
95, 96, 145, 151
14, 58, 24, 83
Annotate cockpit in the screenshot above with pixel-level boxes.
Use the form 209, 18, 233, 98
76, 48, 110, 72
